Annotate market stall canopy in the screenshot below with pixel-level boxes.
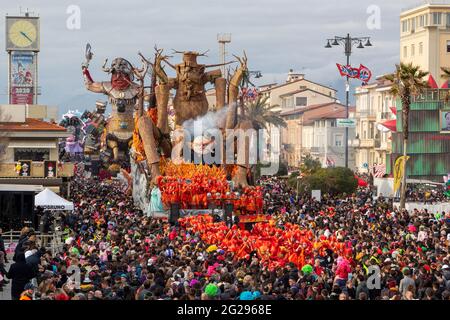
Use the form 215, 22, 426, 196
35, 188, 74, 211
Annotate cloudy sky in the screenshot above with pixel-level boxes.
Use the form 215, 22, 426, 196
0, 0, 435, 116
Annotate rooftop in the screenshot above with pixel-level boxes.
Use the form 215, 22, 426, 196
401, 1, 450, 15
279, 88, 338, 99
280, 102, 354, 119
259, 77, 337, 93
0, 118, 66, 132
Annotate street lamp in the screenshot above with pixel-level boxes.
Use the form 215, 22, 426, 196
325, 33, 373, 168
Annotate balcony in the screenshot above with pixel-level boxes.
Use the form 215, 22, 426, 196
0, 162, 75, 178
310, 147, 325, 154
355, 109, 376, 119
359, 139, 375, 148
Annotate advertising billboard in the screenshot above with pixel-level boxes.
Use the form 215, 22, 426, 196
10, 52, 35, 104
441, 111, 450, 132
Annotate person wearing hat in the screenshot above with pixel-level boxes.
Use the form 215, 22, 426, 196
399, 268, 416, 299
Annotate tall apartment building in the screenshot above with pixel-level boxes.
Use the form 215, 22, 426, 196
355, 2, 450, 175
400, 2, 450, 86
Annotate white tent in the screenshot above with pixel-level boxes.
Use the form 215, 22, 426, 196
35, 188, 74, 211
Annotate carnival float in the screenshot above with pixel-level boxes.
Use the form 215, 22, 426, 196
80, 44, 267, 221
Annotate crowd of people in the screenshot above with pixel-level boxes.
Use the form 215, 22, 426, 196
406, 185, 447, 204
1, 171, 450, 300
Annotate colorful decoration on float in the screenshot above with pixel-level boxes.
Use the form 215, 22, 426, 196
336, 63, 372, 83
179, 215, 350, 271
157, 162, 229, 208
240, 87, 259, 101
44, 161, 57, 178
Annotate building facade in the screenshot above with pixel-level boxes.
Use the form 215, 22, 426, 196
400, 3, 450, 87
354, 78, 397, 173
387, 90, 450, 182
302, 117, 356, 169
280, 102, 355, 169
260, 70, 337, 168
0, 104, 74, 193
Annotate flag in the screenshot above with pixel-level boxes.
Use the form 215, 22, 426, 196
326, 157, 335, 167
373, 164, 386, 178
441, 80, 449, 89
393, 156, 409, 193
428, 74, 438, 89
336, 64, 359, 78
358, 64, 372, 83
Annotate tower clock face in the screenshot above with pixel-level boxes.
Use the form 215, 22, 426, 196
6, 17, 40, 51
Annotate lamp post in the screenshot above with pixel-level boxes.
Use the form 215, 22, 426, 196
325, 34, 372, 168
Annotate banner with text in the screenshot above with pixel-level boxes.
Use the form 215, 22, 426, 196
10, 52, 35, 104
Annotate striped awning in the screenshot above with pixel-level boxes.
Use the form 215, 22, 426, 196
8, 141, 56, 149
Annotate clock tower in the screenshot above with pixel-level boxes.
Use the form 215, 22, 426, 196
6, 12, 40, 104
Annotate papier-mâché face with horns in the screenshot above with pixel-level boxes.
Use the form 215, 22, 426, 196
103, 57, 134, 90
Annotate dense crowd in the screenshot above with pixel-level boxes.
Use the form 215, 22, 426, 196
406, 185, 447, 204
1, 172, 450, 300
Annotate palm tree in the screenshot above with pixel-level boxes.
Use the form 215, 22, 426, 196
383, 62, 429, 209
240, 95, 287, 130
238, 95, 286, 179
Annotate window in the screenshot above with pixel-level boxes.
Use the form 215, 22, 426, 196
296, 97, 307, 106
335, 134, 343, 147
14, 148, 50, 162
432, 12, 441, 25
447, 13, 450, 27
447, 40, 450, 53
411, 18, 415, 32
331, 119, 336, 127
411, 44, 415, 56
419, 42, 423, 55
402, 20, 408, 32
419, 15, 425, 27
403, 46, 408, 58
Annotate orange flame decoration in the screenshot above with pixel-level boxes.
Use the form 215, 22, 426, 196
157, 162, 264, 211
179, 215, 351, 271
157, 162, 229, 208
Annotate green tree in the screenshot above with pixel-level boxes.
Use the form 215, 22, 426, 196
383, 63, 428, 209
299, 154, 322, 175
296, 167, 358, 196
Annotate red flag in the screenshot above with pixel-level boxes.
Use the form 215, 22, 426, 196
428, 74, 438, 89
336, 63, 348, 77
441, 80, 449, 89
389, 106, 397, 115
358, 64, 372, 83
